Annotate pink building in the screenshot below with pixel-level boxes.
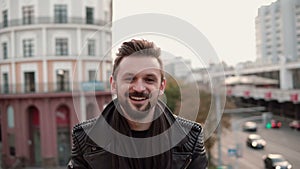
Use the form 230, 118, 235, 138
0, 0, 112, 168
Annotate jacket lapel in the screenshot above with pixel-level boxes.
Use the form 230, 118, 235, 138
172, 152, 192, 169
83, 150, 191, 169
83, 99, 193, 169
84, 150, 112, 169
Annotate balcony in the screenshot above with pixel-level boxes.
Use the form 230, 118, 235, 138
0, 81, 110, 95
0, 17, 108, 30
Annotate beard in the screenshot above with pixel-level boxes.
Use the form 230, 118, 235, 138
117, 91, 158, 122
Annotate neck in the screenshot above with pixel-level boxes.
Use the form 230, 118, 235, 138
122, 107, 156, 131
127, 120, 152, 131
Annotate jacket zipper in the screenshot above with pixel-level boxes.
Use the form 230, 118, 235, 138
182, 157, 192, 169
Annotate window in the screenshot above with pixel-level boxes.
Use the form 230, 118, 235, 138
2, 42, 8, 59
86, 7, 94, 24
7, 106, 14, 128
88, 70, 96, 81
265, 10, 270, 15
24, 72, 35, 92
56, 69, 69, 91
23, 39, 34, 57
104, 11, 109, 22
3, 10, 8, 27
88, 39, 95, 56
54, 5, 67, 23
55, 38, 68, 56
22, 6, 34, 25
106, 33, 111, 52
3, 73, 9, 93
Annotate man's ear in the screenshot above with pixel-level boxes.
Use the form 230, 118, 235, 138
159, 78, 166, 95
110, 75, 117, 94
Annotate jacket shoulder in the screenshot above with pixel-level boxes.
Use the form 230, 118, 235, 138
70, 117, 100, 160
73, 117, 97, 133
71, 117, 98, 151
175, 115, 202, 133
175, 116, 206, 156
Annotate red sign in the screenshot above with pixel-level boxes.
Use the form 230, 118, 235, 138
227, 89, 232, 96
244, 91, 250, 97
265, 92, 272, 99
290, 94, 298, 102
31, 107, 40, 127
56, 106, 70, 127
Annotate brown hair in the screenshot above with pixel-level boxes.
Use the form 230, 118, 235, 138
112, 39, 164, 81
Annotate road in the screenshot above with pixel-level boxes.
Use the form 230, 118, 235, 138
211, 113, 300, 169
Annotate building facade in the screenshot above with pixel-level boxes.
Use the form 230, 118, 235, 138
0, 0, 112, 167
210, 0, 300, 120
164, 56, 192, 80
255, 0, 300, 64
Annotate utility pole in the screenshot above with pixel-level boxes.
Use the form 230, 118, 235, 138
216, 92, 222, 167
232, 115, 263, 169
217, 107, 265, 168
212, 66, 226, 168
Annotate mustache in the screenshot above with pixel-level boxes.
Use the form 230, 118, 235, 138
126, 91, 151, 99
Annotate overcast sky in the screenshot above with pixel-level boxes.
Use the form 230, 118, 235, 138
113, 0, 277, 68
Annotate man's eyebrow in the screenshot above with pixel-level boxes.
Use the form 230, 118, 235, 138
120, 72, 159, 78
145, 74, 158, 78
121, 72, 135, 77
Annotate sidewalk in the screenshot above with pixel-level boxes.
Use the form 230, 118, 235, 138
0, 142, 2, 169
25, 167, 65, 169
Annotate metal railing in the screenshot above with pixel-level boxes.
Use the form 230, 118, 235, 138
0, 81, 110, 94
0, 17, 109, 29
227, 85, 300, 103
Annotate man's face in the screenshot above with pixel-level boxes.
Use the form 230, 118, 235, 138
110, 56, 166, 122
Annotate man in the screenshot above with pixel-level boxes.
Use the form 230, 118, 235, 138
68, 39, 208, 169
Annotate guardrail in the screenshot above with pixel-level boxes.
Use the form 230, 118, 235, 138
227, 85, 300, 103
0, 81, 110, 94
0, 17, 108, 29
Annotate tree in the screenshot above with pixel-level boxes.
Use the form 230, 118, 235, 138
163, 74, 181, 112
164, 78, 236, 168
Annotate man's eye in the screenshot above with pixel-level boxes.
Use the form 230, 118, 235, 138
123, 77, 133, 82
145, 78, 155, 83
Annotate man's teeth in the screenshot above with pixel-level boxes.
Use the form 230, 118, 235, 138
130, 96, 146, 100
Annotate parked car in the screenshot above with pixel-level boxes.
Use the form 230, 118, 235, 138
289, 120, 300, 130
246, 134, 266, 149
263, 154, 292, 169
243, 121, 257, 132
271, 119, 282, 128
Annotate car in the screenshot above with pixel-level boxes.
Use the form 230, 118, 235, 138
271, 119, 282, 128
263, 154, 292, 169
242, 121, 257, 132
289, 120, 300, 130
246, 134, 266, 149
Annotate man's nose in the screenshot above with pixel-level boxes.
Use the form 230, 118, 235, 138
132, 79, 146, 91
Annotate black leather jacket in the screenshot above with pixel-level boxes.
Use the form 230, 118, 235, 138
68, 101, 208, 169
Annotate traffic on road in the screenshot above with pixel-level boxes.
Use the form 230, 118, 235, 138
211, 112, 300, 169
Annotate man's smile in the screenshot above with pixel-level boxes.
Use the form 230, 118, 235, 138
127, 92, 150, 102
129, 96, 147, 101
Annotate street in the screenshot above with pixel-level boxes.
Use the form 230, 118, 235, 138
211, 113, 300, 169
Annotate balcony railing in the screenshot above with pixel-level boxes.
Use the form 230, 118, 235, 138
0, 81, 110, 94
227, 85, 300, 103
0, 17, 109, 29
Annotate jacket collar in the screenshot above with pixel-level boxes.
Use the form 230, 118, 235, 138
85, 99, 189, 148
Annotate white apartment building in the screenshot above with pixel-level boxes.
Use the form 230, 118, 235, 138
164, 56, 192, 80
0, 0, 112, 94
255, 0, 300, 64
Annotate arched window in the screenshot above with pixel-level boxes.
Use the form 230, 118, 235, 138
7, 105, 15, 156
7, 105, 14, 128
